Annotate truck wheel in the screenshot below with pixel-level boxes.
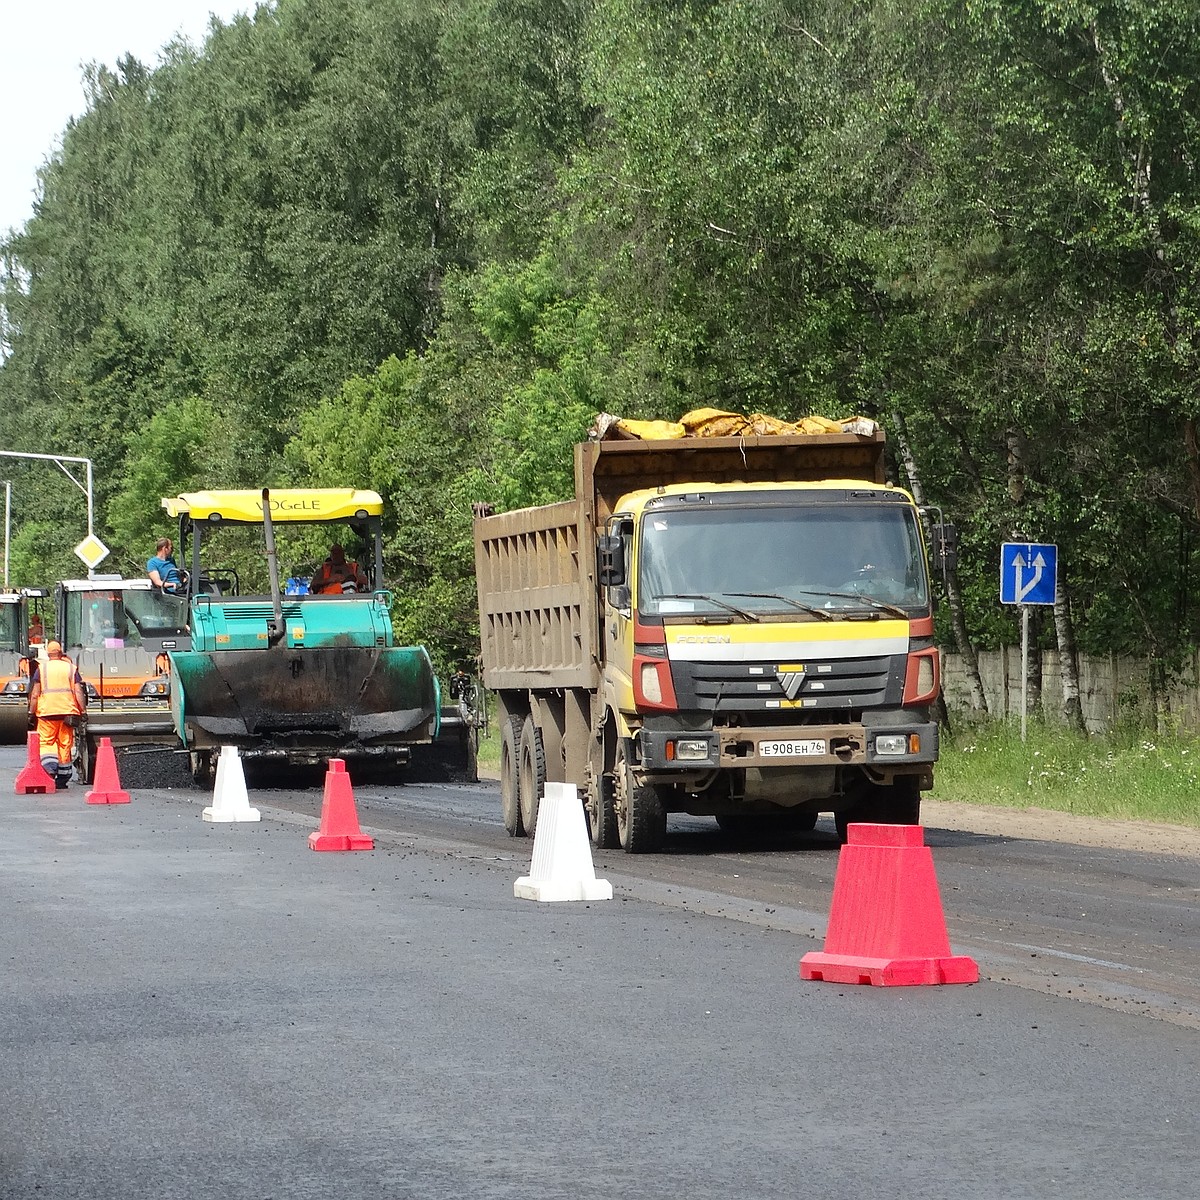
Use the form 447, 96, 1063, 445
463, 726, 479, 784
614, 740, 666, 853
190, 751, 215, 789
75, 735, 97, 786
587, 774, 619, 850
780, 809, 820, 832
518, 717, 546, 837
889, 777, 922, 826
835, 778, 922, 843
500, 716, 524, 837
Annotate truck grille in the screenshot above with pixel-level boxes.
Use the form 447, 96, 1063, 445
670, 654, 904, 714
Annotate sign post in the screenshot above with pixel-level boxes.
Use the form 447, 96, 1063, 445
1000, 542, 1058, 741
0, 450, 98, 576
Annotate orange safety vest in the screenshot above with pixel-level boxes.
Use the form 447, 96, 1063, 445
34, 656, 85, 717
315, 561, 363, 595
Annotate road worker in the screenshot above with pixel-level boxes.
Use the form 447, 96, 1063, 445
28, 612, 45, 645
312, 544, 368, 595
27, 640, 87, 789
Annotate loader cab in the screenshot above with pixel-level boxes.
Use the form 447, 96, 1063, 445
54, 577, 189, 707
0, 594, 20, 654
58, 579, 189, 651
162, 488, 387, 605
159, 488, 393, 653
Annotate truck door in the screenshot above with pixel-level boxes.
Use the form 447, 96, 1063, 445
602, 520, 636, 712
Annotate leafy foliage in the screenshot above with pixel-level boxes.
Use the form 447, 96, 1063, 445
3, 0, 1200, 692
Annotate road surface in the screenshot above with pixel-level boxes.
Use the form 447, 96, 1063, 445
1, 745, 1197, 1200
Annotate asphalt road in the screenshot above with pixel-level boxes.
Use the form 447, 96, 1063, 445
2, 744, 1198, 1200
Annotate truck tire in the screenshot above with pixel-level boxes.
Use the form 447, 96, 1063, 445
587, 773, 620, 850
500, 716, 525, 837
835, 777, 922, 843
75, 734, 97, 786
190, 750, 216, 789
614, 740, 666, 854
518, 717, 546, 837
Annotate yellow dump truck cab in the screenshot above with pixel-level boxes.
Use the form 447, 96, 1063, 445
596, 479, 939, 848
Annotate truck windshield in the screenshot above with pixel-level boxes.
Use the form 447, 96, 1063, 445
65, 589, 189, 649
638, 502, 929, 618
0, 602, 18, 651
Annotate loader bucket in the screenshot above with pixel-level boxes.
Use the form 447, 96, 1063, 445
170, 645, 439, 749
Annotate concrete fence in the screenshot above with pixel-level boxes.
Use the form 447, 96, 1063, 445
941, 648, 1200, 734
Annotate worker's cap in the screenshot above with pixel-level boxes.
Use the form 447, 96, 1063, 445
46, 640, 63, 655
330, 543, 345, 554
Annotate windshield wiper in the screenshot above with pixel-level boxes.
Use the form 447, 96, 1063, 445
795, 589, 910, 620
724, 592, 833, 621
655, 593, 760, 621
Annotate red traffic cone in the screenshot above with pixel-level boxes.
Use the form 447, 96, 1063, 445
86, 737, 131, 805
800, 823, 978, 987
15, 731, 57, 795
308, 759, 374, 851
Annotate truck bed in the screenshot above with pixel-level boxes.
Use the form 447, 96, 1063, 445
475, 498, 598, 689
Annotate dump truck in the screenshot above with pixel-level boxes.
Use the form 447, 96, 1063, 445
474, 413, 950, 852
0, 589, 44, 743
162, 487, 441, 784
54, 577, 189, 781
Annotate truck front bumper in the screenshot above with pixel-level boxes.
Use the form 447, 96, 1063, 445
637, 720, 939, 772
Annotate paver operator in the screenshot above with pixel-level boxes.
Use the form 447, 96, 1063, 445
313, 544, 368, 594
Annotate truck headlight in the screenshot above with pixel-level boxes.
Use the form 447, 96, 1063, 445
874, 734, 910, 756
2, 679, 29, 695
139, 679, 169, 697
672, 738, 711, 762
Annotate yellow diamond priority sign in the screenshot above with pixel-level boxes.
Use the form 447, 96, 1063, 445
74, 534, 110, 570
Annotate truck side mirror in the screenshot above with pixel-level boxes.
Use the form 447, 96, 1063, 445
930, 523, 958, 573
597, 535, 625, 587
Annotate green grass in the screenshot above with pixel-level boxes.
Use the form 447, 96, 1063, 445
932, 719, 1200, 827
477, 721, 500, 775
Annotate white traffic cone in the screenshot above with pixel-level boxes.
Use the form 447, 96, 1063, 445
515, 782, 612, 902
202, 745, 262, 823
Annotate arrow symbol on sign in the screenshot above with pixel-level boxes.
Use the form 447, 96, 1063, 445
1014, 551, 1045, 602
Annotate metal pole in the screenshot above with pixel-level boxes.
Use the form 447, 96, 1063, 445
3, 481, 10, 587
0, 450, 101, 576
0, 450, 95, 531
1020, 604, 1029, 743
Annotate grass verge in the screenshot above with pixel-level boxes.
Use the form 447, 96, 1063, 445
476, 722, 500, 776
933, 719, 1200, 828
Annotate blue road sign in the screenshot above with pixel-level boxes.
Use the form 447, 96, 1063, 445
1000, 542, 1058, 605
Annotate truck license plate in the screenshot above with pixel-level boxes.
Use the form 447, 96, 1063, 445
759, 739, 826, 757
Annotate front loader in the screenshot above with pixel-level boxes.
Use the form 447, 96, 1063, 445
162, 487, 440, 783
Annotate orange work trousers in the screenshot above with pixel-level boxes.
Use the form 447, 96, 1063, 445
37, 716, 76, 767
